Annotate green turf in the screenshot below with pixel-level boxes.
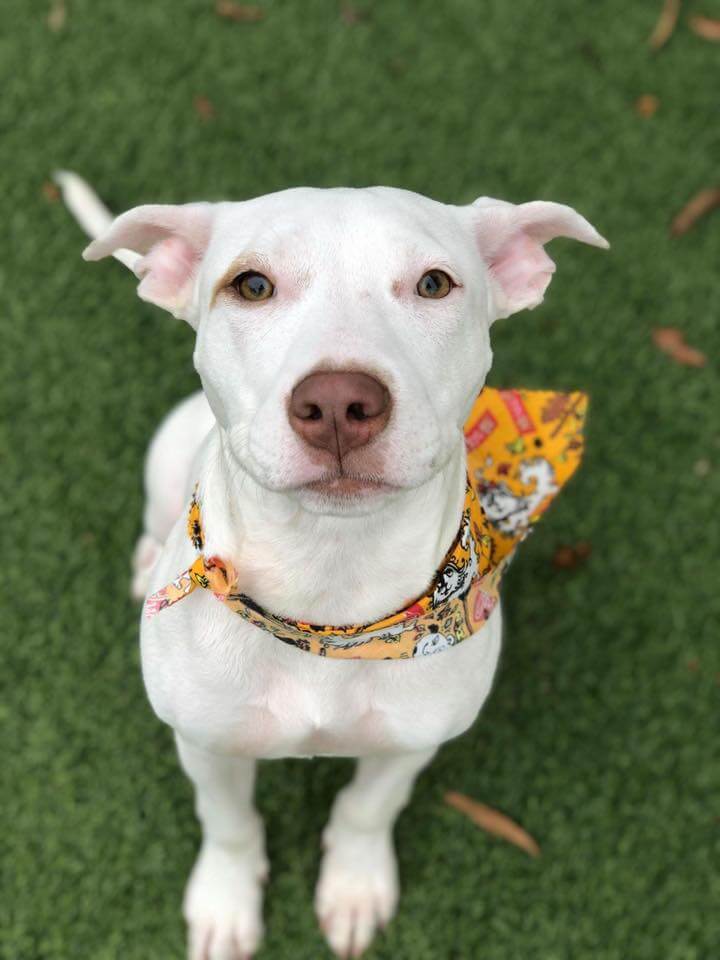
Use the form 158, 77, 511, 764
3, 1, 720, 957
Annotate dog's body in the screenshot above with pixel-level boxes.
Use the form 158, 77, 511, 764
58, 172, 606, 959
141, 390, 501, 759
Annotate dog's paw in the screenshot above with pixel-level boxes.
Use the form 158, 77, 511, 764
130, 533, 162, 601
184, 839, 268, 960
315, 825, 398, 958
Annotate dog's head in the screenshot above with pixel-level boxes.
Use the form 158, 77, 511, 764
84, 187, 606, 515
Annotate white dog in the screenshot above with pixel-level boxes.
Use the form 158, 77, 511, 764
58, 172, 607, 960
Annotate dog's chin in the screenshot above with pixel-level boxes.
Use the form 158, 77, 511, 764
291, 476, 401, 516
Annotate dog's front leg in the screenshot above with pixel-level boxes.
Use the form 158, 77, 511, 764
316, 748, 436, 957
176, 735, 268, 960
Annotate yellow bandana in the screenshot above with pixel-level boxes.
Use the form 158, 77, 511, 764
145, 388, 587, 660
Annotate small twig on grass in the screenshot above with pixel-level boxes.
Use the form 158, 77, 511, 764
688, 14, 720, 41
648, 0, 681, 49
670, 187, 720, 236
652, 328, 707, 368
215, 2, 265, 23
47, 0, 66, 31
444, 791, 541, 858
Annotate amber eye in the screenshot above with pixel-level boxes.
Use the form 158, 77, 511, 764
416, 269, 454, 299
230, 271, 274, 301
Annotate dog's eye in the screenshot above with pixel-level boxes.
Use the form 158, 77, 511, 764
230, 271, 275, 302
416, 269, 453, 299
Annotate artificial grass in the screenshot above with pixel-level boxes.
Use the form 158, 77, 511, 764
2, 1, 719, 957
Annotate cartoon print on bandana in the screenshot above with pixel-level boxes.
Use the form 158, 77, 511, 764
477, 457, 558, 536
431, 509, 479, 607
188, 490, 204, 550
466, 579, 498, 624
412, 604, 471, 657
413, 625, 457, 658
146, 388, 588, 661
315, 619, 412, 652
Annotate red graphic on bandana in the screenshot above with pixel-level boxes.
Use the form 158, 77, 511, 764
500, 390, 535, 434
404, 602, 425, 618
473, 589, 496, 622
464, 409, 498, 451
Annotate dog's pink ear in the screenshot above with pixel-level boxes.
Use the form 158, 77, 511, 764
471, 198, 609, 321
83, 204, 214, 324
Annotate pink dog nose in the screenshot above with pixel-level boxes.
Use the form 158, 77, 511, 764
289, 371, 391, 458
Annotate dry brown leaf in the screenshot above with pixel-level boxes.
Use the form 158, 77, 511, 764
340, 3, 368, 24
47, 0, 66, 31
575, 541, 593, 560
215, 1, 265, 22
553, 541, 592, 569
193, 95, 216, 121
635, 94, 660, 117
444, 791, 540, 858
553, 546, 576, 568
42, 180, 60, 202
689, 14, 720, 40
648, 0, 681, 49
671, 187, 720, 235
652, 328, 707, 367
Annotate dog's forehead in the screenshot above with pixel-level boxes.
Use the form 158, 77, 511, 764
208, 187, 466, 266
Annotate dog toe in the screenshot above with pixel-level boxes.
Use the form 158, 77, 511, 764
184, 841, 265, 960
315, 827, 398, 958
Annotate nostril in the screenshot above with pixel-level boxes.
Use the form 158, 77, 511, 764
346, 402, 367, 421
300, 403, 323, 421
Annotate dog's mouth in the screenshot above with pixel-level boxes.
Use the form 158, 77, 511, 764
302, 474, 396, 498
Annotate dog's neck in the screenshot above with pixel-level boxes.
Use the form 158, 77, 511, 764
197, 428, 468, 626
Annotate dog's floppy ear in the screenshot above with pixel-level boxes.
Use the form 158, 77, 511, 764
470, 198, 609, 322
82, 203, 214, 325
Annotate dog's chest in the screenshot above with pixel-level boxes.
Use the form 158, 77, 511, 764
140, 590, 502, 759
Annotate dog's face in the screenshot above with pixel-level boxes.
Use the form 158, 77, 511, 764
85, 187, 606, 515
